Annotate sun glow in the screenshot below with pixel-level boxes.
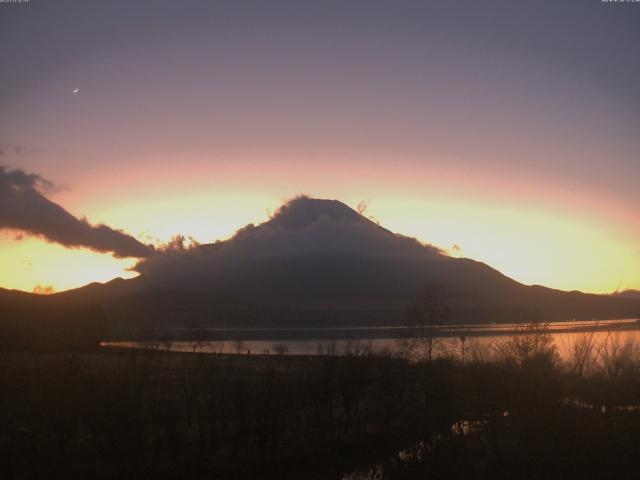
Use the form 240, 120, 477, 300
374, 195, 640, 294
0, 235, 138, 293
1, 186, 637, 295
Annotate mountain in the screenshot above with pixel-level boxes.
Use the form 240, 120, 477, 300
612, 290, 640, 300
0, 287, 106, 350
4, 196, 640, 338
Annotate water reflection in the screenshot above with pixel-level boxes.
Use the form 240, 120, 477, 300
102, 319, 640, 362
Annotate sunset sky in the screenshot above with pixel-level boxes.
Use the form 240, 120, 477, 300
1, 0, 639, 294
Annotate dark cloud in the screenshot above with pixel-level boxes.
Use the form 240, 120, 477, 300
0, 165, 153, 258
134, 196, 442, 279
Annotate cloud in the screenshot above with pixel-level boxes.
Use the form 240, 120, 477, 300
133, 195, 442, 279
0, 165, 153, 258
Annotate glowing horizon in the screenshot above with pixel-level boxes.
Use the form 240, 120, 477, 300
1, 176, 638, 295
1, 1, 638, 295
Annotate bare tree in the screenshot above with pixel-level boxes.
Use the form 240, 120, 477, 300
494, 321, 557, 367
561, 331, 598, 377
232, 339, 246, 354
272, 343, 289, 356
597, 333, 638, 378
398, 285, 448, 361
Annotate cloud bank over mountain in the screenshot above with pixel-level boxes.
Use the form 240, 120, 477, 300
0, 165, 153, 258
133, 196, 443, 279
8, 194, 634, 330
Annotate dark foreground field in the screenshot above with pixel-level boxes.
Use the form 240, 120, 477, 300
3, 341, 640, 479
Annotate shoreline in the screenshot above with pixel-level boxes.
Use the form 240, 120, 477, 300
105, 318, 640, 343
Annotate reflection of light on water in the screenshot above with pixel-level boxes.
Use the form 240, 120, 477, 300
101, 319, 640, 362
450, 419, 487, 435
344, 395, 640, 480
101, 321, 640, 480
344, 419, 488, 479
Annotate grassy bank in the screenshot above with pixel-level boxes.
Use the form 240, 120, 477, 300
2, 335, 640, 479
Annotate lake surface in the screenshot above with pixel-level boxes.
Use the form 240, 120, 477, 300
103, 318, 640, 361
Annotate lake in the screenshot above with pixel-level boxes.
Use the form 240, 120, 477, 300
102, 318, 640, 361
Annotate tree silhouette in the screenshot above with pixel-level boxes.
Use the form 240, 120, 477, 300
399, 285, 448, 361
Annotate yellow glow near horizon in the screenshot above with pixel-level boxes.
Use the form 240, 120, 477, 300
0, 236, 138, 293
0, 190, 638, 295
373, 195, 640, 294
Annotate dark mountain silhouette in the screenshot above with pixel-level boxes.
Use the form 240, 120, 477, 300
0, 287, 106, 349
3, 196, 639, 338
613, 290, 640, 300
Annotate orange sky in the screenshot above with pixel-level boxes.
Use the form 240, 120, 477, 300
1, 158, 638, 294
1, 1, 638, 295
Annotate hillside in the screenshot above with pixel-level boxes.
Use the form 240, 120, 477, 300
43, 197, 640, 336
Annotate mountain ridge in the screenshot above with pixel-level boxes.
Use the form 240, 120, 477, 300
3, 196, 639, 337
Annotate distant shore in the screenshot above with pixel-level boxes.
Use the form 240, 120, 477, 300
112, 318, 640, 342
